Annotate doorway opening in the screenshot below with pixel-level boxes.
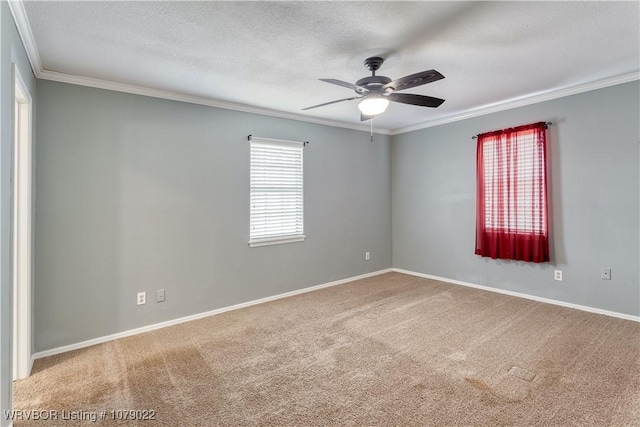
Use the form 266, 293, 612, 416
12, 65, 33, 380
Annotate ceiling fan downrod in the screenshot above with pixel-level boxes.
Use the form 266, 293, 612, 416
302, 55, 445, 114
355, 57, 392, 90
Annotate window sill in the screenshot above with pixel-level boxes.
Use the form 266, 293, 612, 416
484, 229, 547, 237
249, 235, 306, 248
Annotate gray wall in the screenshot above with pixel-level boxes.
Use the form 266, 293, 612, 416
1, 2, 37, 425
392, 81, 640, 317
34, 80, 392, 352
31, 69, 640, 355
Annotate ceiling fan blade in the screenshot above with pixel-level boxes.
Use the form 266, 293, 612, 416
387, 93, 445, 108
320, 78, 369, 94
383, 70, 445, 92
360, 113, 373, 122
302, 96, 361, 111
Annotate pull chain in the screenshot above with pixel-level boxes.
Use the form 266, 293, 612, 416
370, 115, 373, 143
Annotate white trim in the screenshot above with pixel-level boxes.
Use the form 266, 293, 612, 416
37, 68, 640, 137
390, 72, 640, 135
393, 268, 640, 322
249, 136, 304, 147
11, 64, 33, 381
37, 70, 392, 135
7, 0, 42, 76
249, 235, 306, 247
33, 268, 393, 360
7, 0, 639, 137
7, 0, 638, 137
27, 355, 34, 377
27, 267, 640, 359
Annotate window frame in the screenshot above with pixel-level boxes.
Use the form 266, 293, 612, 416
248, 136, 305, 248
481, 130, 546, 236
475, 121, 549, 262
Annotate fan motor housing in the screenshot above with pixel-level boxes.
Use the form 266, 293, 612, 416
355, 75, 392, 94
302, 55, 445, 112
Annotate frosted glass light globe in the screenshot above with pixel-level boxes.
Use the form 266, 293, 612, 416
358, 97, 389, 116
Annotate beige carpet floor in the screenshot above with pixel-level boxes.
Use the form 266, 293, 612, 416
13, 272, 640, 426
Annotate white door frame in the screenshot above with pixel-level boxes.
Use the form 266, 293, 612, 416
12, 64, 33, 380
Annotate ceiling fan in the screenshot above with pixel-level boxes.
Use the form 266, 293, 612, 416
302, 56, 445, 120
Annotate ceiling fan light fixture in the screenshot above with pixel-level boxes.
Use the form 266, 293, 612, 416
303, 57, 445, 114
358, 97, 389, 116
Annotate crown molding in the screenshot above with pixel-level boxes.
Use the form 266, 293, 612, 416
7, 0, 43, 77
390, 71, 640, 135
37, 69, 639, 138
8, 0, 639, 137
7, 0, 390, 135
38, 70, 392, 135
32, 68, 640, 139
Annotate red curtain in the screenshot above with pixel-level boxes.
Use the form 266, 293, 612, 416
475, 122, 549, 262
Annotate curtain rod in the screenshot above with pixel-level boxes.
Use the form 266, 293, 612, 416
471, 122, 553, 140
247, 134, 309, 146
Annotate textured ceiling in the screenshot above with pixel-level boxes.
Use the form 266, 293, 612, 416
20, 1, 640, 132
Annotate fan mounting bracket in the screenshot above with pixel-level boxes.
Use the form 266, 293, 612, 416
302, 56, 445, 112
364, 56, 385, 73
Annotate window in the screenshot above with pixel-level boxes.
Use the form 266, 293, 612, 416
249, 137, 304, 247
475, 122, 549, 262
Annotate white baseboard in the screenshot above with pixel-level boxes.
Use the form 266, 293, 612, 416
27, 354, 34, 376
32, 266, 637, 361
393, 268, 640, 322
33, 268, 393, 360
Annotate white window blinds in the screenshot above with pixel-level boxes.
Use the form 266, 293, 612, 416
481, 129, 546, 235
249, 137, 305, 247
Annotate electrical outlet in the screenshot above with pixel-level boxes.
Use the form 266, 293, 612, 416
156, 289, 166, 302
137, 292, 146, 305
554, 270, 563, 281
601, 267, 611, 280
365, 251, 370, 261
